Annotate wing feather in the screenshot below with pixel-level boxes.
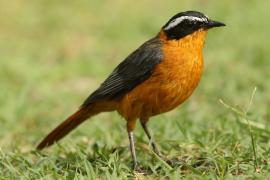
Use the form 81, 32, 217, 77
82, 37, 163, 107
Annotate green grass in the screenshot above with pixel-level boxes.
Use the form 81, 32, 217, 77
1, 0, 270, 178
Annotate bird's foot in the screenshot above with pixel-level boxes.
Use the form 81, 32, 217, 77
132, 162, 140, 171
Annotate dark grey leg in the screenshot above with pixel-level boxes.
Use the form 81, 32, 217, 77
127, 130, 138, 170
140, 121, 161, 156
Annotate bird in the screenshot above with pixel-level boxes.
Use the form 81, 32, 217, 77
37, 11, 225, 169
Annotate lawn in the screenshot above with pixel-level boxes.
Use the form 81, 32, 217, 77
1, 0, 270, 179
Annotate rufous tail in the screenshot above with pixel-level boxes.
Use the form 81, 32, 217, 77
37, 106, 96, 150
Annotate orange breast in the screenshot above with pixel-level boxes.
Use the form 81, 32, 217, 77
118, 30, 207, 121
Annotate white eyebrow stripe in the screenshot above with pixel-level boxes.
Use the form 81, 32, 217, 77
164, 16, 208, 30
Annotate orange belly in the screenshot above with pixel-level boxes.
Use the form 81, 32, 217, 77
118, 30, 206, 121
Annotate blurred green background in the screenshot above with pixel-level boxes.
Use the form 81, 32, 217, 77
0, 0, 270, 178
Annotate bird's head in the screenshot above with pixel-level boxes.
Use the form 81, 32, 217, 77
162, 11, 225, 40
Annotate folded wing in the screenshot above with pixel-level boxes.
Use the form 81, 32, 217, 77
82, 37, 163, 107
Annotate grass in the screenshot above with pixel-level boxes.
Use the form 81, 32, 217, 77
1, 0, 270, 178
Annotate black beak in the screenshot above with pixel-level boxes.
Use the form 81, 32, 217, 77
205, 20, 225, 29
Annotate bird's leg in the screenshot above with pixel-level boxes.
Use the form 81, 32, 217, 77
127, 120, 139, 170
140, 119, 161, 156
140, 120, 173, 165
127, 131, 138, 169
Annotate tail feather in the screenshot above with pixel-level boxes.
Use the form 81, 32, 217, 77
37, 106, 94, 150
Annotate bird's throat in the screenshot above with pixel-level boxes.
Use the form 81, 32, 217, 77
159, 29, 207, 51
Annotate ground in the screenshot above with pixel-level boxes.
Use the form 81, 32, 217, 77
0, 0, 270, 179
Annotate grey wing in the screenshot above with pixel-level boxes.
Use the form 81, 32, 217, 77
82, 37, 163, 107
